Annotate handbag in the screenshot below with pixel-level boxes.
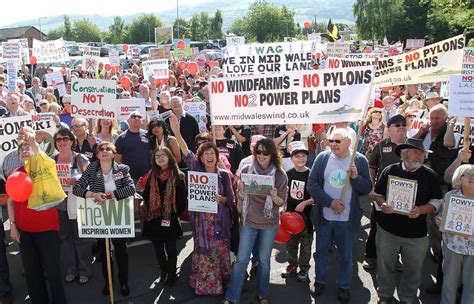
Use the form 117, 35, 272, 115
133, 193, 147, 220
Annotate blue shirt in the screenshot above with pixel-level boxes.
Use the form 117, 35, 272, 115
115, 129, 150, 182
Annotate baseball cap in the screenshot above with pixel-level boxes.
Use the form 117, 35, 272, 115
288, 141, 308, 157
387, 115, 406, 128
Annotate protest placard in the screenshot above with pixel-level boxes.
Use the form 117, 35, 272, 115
326, 57, 375, 70
173, 38, 191, 59
226, 36, 245, 46
440, 195, 473, 237
374, 35, 465, 86
83, 46, 100, 72
325, 42, 351, 58
45, 71, 67, 96
108, 49, 120, 67
142, 59, 169, 79
9, 38, 29, 64
188, 171, 218, 214
2, 42, 20, 60
149, 46, 171, 60
31, 113, 57, 136
56, 163, 72, 192
448, 48, 474, 117
210, 66, 375, 125
77, 197, 135, 238
307, 33, 321, 43
344, 53, 383, 59
183, 101, 207, 132
32, 38, 69, 63
386, 175, 417, 215
132, 47, 140, 61
0, 115, 33, 171
222, 41, 327, 77
241, 173, 274, 196
406, 39, 425, 49
7, 60, 17, 93
115, 98, 146, 120
71, 79, 117, 119
155, 27, 173, 45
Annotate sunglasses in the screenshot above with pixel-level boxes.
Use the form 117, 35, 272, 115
407, 115, 416, 118
98, 147, 113, 152
130, 115, 142, 119
55, 137, 70, 142
256, 150, 270, 156
391, 123, 407, 128
151, 123, 163, 128
40, 103, 48, 106
328, 139, 342, 144
71, 124, 85, 129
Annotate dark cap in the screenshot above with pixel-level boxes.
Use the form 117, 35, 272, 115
395, 138, 432, 156
387, 114, 406, 128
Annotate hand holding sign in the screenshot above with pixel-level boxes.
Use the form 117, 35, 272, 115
381, 202, 394, 214
408, 206, 421, 219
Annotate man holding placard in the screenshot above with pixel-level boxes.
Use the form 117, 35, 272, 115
373, 138, 443, 304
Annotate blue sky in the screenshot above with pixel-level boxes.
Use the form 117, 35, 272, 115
1, 0, 211, 27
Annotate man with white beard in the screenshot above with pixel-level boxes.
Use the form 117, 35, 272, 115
372, 138, 443, 304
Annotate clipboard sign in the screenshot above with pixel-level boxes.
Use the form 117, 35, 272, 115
386, 175, 417, 215
439, 194, 474, 237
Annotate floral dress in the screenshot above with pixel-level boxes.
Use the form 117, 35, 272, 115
361, 124, 384, 159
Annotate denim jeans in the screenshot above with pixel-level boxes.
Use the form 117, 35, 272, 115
225, 224, 278, 303
441, 243, 474, 304
314, 220, 354, 289
0, 220, 12, 297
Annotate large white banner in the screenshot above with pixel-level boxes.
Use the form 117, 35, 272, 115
210, 66, 375, 125
77, 197, 135, 238
2, 42, 20, 60
32, 38, 69, 63
222, 41, 327, 77
142, 59, 169, 79
448, 48, 474, 117
374, 35, 465, 86
71, 79, 117, 119
226, 36, 245, 46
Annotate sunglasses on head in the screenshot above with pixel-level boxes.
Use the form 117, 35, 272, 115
98, 147, 112, 152
55, 137, 70, 142
328, 139, 342, 144
256, 149, 270, 156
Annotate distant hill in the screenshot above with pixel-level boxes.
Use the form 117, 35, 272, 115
2, 0, 355, 35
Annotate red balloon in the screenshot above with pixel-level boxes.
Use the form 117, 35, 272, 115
280, 212, 305, 234
178, 61, 187, 70
30, 56, 37, 65
104, 64, 111, 71
123, 44, 129, 52
304, 21, 311, 29
274, 225, 292, 243
6, 172, 33, 202
187, 62, 198, 76
208, 60, 220, 69
120, 77, 131, 88
177, 39, 186, 49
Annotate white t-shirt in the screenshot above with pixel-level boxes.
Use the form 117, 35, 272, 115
103, 171, 117, 193
322, 153, 352, 221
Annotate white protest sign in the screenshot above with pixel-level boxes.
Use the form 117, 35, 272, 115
188, 171, 218, 214
226, 36, 245, 46
108, 50, 120, 67
406, 39, 425, 49
45, 71, 67, 96
132, 48, 140, 61
326, 42, 351, 58
0, 115, 33, 167
326, 57, 375, 69
374, 35, 465, 86
71, 79, 117, 119
77, 197, 135, 238
222, 41, 327, 77
183, 101, 207, 133
210, 66, 375, 125
83, 47, 100, 72
31, 113, 57, 136
344, 53, 383, 59
56, 163, 72, 192
115, 98, 146, 120
142, 59, 169, 79
307, 33, 321, 43
9, 38, 29, 64
2, 42, 20, 60
7, 60, 17, 93
387, 175, 417, 215
32, 38, 69, 63
448, 48, 474, 116
440, 195, 474, 237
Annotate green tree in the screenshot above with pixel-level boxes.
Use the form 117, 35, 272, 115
126, 14, 164, 44
107, 16, 126, 44
210, 10, 224, 39
73, 19, 102, 42
198, 12, 211, 40
229, 18, 247, 36
173, 17, 190, 39
190, 15, 200, 41
64, 15, 73, 41
426, 0, 473, 43
47, 26, 65, 40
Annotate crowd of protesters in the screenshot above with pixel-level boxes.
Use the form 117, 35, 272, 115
0, 49, 472, 304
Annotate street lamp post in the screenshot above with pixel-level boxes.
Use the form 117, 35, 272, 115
38, 17, 47, 40
176, 0, 180, 38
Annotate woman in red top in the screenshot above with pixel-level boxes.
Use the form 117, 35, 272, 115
8, 127, 67, 304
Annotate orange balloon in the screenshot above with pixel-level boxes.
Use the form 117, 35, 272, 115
178, 61, 187, 70
123, 44, 129, 52
120, 77, 131, 88
187, 62, 198, 76
104, 64, 111, 71
30, 56, 37, 65
177, 39, 186, 49
304, 21, 311, 29
6, 172, 33, 202
274, 226, 292, 243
